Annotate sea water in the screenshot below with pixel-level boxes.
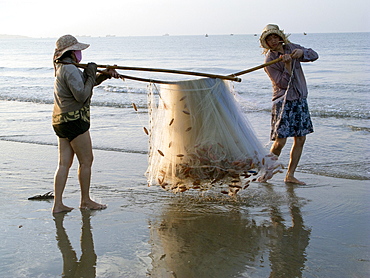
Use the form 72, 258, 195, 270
0, 32, 369, 180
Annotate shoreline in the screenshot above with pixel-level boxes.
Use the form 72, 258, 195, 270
0, 140, 369, 277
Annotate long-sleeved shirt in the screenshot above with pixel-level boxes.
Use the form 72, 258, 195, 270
264, 43, 318, 101
52, 57, 109, 124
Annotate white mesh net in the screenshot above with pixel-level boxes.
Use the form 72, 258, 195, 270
146, 78, 282, 195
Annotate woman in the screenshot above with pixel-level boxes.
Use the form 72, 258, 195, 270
52, 34, 119, 213
260, 24, 318, 185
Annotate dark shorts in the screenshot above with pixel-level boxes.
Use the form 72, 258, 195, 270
53, 119, 90, 142
271, 98, 314, 140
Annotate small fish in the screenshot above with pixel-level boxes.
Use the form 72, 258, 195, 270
132, 103, 138, 111
158, 150, 165, 156
169, 118, 174, 126
177, 154, 184, 157
168, 141, 172, 148
179, 96, 187, 101
221, 190, 229, 194
160, 182, 168, 189
143, 127, 149, 135
182, 110, 190, 115
262, 158, 265, 165
185, 127, 192, 132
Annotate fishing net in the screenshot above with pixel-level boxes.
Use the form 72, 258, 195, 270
145, 78, 282, 195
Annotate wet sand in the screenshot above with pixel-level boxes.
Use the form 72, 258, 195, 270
0, 140, 369, 277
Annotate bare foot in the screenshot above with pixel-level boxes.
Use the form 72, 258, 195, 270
80, 200, 107, 210
52, 204, 74, 214
284, 176, 306, 185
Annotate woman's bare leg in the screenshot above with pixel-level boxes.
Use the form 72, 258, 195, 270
270, 137, 287, 157
285, 136, 306, 185
70, 131, 106, 210
53, 138, 75, 213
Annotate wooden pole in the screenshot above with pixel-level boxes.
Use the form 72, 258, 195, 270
75, 62, 242, 82
231, 57, 282, 76
116, 73, 176, 84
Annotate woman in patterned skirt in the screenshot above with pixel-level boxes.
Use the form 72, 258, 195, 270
260, 24, 319, 185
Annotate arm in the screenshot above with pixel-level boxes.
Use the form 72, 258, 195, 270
272, 43, 318, 83
64, 63, 97, 103
290, 43, 319, 62
265, 59, 292, 90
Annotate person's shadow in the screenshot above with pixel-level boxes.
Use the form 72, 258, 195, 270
53, 210, 97, 278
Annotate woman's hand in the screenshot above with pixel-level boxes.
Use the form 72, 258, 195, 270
107, 67, 120, 79
281, 54, 292, 63
101, 65, 120, 79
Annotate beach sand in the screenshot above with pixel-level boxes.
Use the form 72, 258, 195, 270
0, 140, 369, 278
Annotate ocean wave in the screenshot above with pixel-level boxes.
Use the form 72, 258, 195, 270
1, 94, 368, 119
299, 161, 370, 181
0, 137, 147, 155
345, 125, 370, 132
0, 95, 53, 104
0, 66, 53, 72
310, 109, 370, 119
101, 85, 147, 94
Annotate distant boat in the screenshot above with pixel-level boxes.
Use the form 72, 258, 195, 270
205, 34, 208, 37
230, 34, 234, 36
304, 32, 307, 35
163, 33, 169, 36
254, 34, 257, 36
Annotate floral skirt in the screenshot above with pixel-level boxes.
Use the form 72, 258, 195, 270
271, 98, 314, 140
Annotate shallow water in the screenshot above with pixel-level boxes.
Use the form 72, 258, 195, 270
0, 141, 369, 277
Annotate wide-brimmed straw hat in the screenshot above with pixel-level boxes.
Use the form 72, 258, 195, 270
259, 24, 290, 53
53, 34, 90, 61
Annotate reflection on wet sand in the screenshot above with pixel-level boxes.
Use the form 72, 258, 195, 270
53, 210, 97, 278
149, 185, 310, 278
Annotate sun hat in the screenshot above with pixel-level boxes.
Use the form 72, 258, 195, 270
53, 34, 90, 61
259, 24, 290, 53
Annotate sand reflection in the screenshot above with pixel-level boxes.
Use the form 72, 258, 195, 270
53, 210, 97, 278
149, 185, 310, 278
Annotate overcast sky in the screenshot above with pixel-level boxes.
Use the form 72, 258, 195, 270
0, 0, 369, 37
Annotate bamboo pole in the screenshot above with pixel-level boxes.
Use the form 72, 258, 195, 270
231, 57, 282, 76
115, 73, 176, 84
75, 62, 242, 82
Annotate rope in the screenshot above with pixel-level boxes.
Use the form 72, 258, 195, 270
271, 59, 297, 140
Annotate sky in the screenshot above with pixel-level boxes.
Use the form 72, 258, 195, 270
0, 0, 369, 38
